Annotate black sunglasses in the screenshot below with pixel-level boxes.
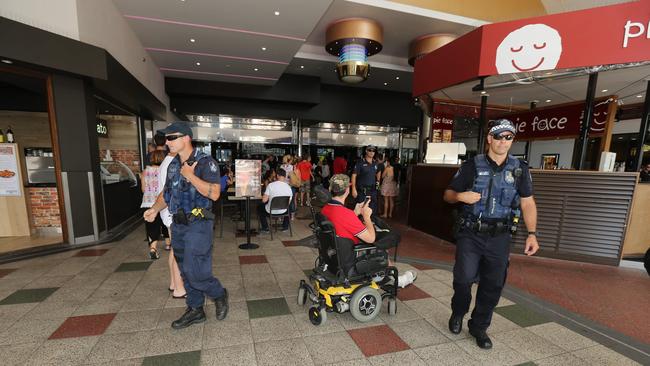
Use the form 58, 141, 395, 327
367, 149, 376, 152
165, 134, 185, 141
492, 134, 514, 141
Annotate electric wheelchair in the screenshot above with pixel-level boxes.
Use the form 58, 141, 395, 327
298, 191, 399, 326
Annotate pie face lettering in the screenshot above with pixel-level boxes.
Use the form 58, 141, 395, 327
495, 24, 563, 74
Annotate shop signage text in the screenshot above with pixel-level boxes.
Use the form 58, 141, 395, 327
498, 100, 611, 140
96, 119, 108, 138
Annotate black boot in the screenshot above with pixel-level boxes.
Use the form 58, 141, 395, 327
214, 288, 229, 320
469, 328, 493, 349
171, 307, 206, 329
448, 314, 463, 334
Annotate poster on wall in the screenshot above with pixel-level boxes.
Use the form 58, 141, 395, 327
431, 113, 454, 142
235, 159, 261, 198
0, 144, 21, 196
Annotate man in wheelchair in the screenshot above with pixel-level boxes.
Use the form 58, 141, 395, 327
322, 174, 416, 288
297, 174, 416, 326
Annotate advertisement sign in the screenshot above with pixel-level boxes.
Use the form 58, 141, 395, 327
431, 113, 454, 143
413, 1, 650, 95
497, 99, 612, 140
0, 144, 21, 196
235, 159, 261, 198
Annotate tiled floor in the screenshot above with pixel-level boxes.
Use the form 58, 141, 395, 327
0, 213, 645, 365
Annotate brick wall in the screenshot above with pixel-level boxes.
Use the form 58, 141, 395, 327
28, 187, 61, 228
100, 149, 141, 174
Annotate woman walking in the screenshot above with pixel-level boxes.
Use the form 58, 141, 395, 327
141, 150, 169, 259
380, 157, 398, 219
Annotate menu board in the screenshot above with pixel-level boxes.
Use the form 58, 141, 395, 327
235, 159, 261, 198
0, 144, 21, 196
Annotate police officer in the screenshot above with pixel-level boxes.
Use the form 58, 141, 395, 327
144, 122, 229, 329
443, 119, 539, 349
351, 145, 381, 214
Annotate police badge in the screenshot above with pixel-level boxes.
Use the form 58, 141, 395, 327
505, 170, 515, 184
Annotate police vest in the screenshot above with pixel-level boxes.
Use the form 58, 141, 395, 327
463, 154, 520, 220
164, 150, 213, 215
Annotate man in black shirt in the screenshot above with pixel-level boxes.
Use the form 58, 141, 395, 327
444, 119, 539, 349
639, 162, 650, 182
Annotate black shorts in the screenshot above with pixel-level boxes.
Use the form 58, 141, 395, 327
145, 214, 169, 244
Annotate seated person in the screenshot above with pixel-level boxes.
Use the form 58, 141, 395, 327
321, 174, 416, 288
259, 168, 292, 233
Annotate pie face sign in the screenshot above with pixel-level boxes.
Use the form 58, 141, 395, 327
495, 24, 563, 74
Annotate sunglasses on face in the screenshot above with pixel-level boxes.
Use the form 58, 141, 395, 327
367, 149, 376, 152
492, 134, 514, 141
165, 134, 185, 141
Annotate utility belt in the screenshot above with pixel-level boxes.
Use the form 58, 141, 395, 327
457, 217, 513, 236
172, 207, 215, 225
357, 185, 377, 195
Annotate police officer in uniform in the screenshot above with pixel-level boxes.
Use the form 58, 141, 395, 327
351, 145, 381, 214
443, 119, 539, 349
144, 122, 229, 329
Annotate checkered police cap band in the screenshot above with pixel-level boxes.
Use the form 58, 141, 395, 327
489, 120, 516, 136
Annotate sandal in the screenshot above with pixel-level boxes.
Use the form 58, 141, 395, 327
172, 292, 187, 299
149, 248, 160, 260
164, 243, 171, 251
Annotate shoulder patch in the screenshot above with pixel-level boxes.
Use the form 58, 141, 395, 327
209, 161, 218, 173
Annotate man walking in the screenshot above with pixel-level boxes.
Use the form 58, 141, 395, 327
443, 119, 539, 349
144, 122, 229, 329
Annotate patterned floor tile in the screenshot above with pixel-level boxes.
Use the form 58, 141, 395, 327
388, 319, 449, 349
247, 297, 291, 319
48, 313, 117, 339
0, 287, 59, 305
26, 335, 100, 365
84, 330, 153, 363
239, 255, 268, 265
142, 350, 201, 366
115, 261, 153, 272
74, 249, 109, 257
414, 342, 479, 366
200, 343, 257, 366
254, 338, 314, 366
347, 325, 410, 357
203, 319, 253, 349
396, 284, 432, 301
494, 304, 550, 327
304, 331, 364, 364
0, 342, 40, 366
251, 314, 301, 342
492, 329, 565, 360
367, 349, 426, 365
526, 322, 597, 351
571, 344, 640, 365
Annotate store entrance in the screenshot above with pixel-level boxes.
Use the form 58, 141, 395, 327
0, 67, 66, 254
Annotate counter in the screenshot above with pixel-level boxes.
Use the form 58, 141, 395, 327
408, 165, 639, 266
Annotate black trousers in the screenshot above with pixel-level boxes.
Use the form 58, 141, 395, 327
451, 229, 510, 332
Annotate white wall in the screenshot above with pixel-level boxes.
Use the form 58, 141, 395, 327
528, 139, 575, 169
0, 0, 79, 40
612, 118, 641, 134
75, 0, 169, 112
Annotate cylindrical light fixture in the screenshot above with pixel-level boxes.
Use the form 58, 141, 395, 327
326, 18, 383, 83
408, 34, 457, 66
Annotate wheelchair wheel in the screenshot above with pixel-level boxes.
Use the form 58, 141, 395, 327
309, 306, 327, 326
387, 298, 397, 316
297, 286, 307, 306
350, 286, 382, 322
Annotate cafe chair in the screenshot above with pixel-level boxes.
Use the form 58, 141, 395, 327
263, 196, 293, 240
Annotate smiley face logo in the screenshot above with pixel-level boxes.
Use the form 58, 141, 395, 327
495, 24, 562, 74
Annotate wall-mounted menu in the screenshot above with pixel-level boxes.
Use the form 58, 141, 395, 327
0, 144, 21, 196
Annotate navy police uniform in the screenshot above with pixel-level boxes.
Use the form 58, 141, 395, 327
354, 159, 379, 213
164, 149, 225, 309
448, 154, 533, 332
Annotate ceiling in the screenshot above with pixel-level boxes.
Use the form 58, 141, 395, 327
111, 0, 644, 104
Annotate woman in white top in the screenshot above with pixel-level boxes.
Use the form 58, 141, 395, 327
140, 150, 169, 260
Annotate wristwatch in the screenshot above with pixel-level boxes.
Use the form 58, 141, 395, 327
527, 231, 537, 236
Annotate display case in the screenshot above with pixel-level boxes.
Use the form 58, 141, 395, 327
100, 160, 137, 186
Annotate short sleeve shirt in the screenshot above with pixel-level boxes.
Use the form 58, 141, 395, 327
264, 180, 293, 214
448, 155, 533, 198
297, 161, 312, 181
353, 159, 378, 187
320, 201, 366, 244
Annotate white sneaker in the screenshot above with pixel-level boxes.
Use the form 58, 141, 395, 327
397, 270, 417, 288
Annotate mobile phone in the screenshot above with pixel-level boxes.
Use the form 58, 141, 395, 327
363, 196, 371, 206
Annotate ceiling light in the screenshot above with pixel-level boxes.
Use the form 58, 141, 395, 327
254, 68, 259, 71
261, 47, 267, 51
384, 82, 388, 86
601, 89, 608, 92
545, 99, 552, 102
300, 65, 304, 69
274, 11, 280, 16
189, 38, 196, 43
1, 59, 12, 64
637, 94, 643, 98
480, 91, 487, 95
226, 64, 230, 67
395, 76, 400, 80
196, 62, 201, 66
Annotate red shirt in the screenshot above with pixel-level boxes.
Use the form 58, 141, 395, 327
296, 161, 312, 181
321, 201, 366, 244
333, 157, 347, 175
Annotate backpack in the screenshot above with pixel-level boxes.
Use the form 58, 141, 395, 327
289, 170, 302, 188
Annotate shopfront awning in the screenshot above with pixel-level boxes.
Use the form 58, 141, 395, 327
413, 0, 650, 97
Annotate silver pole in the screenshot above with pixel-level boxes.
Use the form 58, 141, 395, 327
296, 118, 303, 157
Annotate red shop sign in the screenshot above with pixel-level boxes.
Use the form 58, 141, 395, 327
497, 99, 612, 140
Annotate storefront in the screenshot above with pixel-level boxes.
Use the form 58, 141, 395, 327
409, 1, 650, 265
